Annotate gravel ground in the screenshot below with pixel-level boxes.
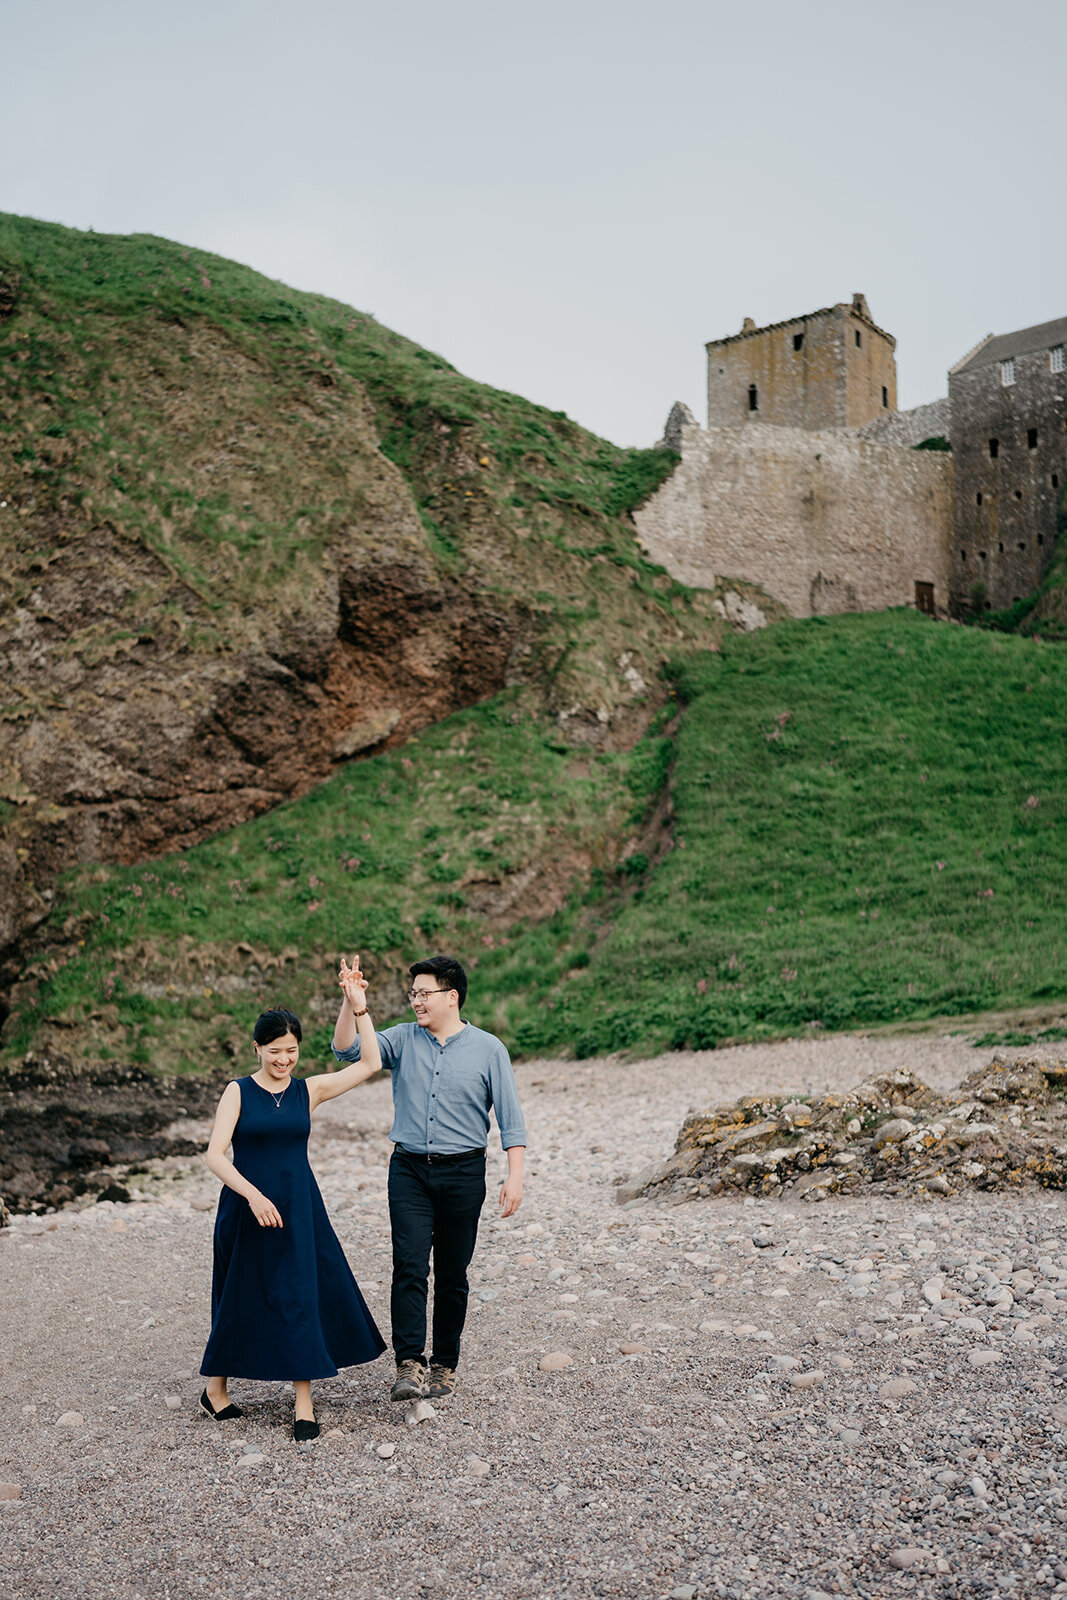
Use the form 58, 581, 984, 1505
3, 1031, 1066, 1600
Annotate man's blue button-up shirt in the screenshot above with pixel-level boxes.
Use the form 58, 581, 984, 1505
332, 1021, 527, 1155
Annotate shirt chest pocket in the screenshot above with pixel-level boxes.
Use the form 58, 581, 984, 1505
434, 1057, 490, 1112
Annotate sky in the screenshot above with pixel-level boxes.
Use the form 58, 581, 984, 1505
5, 0, 1066, 446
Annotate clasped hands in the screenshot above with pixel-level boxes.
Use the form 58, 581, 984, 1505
338, 952, 369, 1014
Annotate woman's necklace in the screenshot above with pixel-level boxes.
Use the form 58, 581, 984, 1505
256, 1074, 290, 1109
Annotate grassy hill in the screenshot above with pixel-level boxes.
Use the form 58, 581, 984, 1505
8, 609, 1065, 1071
0, 213, 747, 983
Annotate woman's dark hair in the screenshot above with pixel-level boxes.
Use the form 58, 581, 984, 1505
253, 1008, 302, 1045
409, 954, 467, 1009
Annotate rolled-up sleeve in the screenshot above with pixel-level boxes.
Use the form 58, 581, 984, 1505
332, 1025, 403, 1072
488, 1045, 527, 1149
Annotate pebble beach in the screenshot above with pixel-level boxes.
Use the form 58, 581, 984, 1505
3, 1031, 1066, 1600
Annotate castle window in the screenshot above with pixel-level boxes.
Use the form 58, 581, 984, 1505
1000, 359, 1016, 386
748, 385, 759, 412
855, 329, 862, 348
882, 386, 888, 407
1053, 474, 1060, 489
1052, 346, 1065, 373
793, 332, 804, 351
961, 550, 967, 561
999, 542, 1004, 553
1018, 541, 1026, 551
1028, 428, 1038, 449
989, 438, 999, 459
979, 551, 987, 560
976, 492, 983, 505
1038, 534, 1044, 545
1015, 489, 1023, 499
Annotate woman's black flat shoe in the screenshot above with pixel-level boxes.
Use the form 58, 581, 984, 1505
293, 1418, 320, 1443
199, 1388, 244, 1421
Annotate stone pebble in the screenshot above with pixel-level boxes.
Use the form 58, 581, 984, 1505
888, 1547, 930, 1570
879, 1378, 918, 1399
788, 1370, 824, 1390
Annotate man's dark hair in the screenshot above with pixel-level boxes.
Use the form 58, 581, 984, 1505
409, 955, 467, 1009
253, 1007, 303, 1045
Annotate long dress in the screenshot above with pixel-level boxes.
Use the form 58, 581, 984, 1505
200, 1075, 385, 1380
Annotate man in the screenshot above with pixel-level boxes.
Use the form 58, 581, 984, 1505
332, 952, 526, 1402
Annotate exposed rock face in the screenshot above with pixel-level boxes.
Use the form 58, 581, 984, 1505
622, 1053, 1067, 1203
0, 1054, 224, 1214
712, 589, 768, 632
0, 509, 524, 983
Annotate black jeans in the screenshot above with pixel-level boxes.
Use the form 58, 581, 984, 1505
387, 1148, 487, 1369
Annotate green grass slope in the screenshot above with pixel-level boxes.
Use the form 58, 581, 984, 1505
520, 610, 1066, 1057
10, 610, 1066, 1070
6, 692, 646, 1070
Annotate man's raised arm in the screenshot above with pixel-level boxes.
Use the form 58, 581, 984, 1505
333, 953, 368, 1055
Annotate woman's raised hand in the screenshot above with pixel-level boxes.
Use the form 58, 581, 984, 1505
248, 1189, 283, 1229
338, 953, 369, 1014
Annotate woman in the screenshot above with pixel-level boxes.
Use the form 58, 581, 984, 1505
199, 964, 385, 1442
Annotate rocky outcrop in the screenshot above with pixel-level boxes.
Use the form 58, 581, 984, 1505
0, 1054, 225, 1214
0, 508, 527, 985
622, 1052, 1067, 1204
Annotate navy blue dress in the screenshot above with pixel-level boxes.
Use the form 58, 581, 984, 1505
200, 1076, 385, 1381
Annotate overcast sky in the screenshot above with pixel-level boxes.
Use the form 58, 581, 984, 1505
6, 0, 1065, 446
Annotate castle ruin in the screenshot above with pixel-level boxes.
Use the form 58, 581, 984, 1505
637, 298, 1066, 622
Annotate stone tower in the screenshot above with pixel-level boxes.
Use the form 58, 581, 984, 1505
948, 315, 1067, 615
705, 294, 898, 431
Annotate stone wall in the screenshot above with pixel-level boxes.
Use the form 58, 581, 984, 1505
634, 423, 953, 619
949, 345, 1067, 614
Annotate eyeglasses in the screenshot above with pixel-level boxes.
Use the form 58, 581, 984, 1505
408, 987, 447, 1002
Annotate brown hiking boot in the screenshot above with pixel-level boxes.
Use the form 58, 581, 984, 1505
425, 1363, 458, 1399
390, 1359, 427, 1402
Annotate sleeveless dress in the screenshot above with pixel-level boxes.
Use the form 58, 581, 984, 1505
200, 1076, 385, 1380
